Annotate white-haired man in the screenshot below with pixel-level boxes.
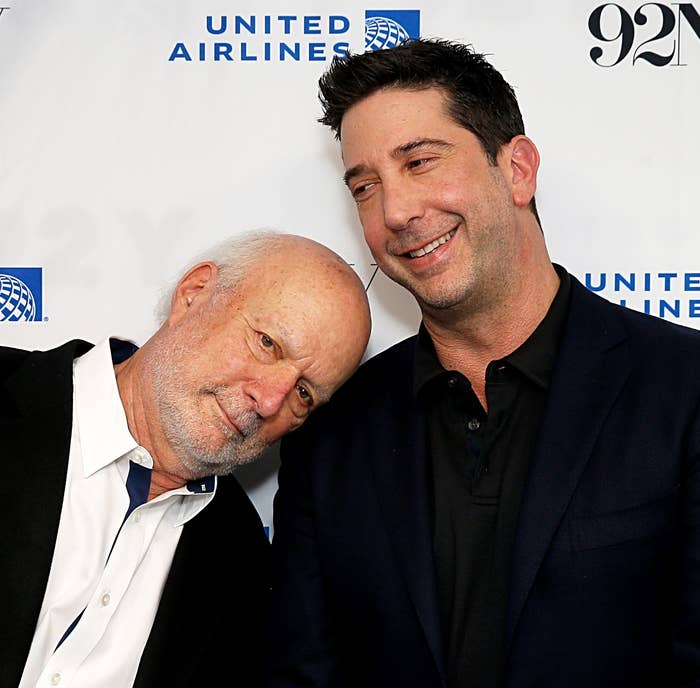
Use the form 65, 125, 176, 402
1, 231, 371, 688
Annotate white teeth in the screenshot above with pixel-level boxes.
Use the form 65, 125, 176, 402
408, 229, 456, 258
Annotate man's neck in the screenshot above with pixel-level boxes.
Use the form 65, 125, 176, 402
114, 352, 190, 500
423, 261, 560, 408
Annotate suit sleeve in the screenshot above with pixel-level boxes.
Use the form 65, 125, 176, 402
264, 431, 342, 688
674, 399, 700, 686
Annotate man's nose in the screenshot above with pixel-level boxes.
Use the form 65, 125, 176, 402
249, 366, 298, 419
382, 179, 424, 231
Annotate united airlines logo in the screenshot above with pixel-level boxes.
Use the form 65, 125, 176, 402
168, 13, 351, 62
167, 10, 421, 63
0, 268, 43, 322
364, 10, 421, 51
584, 270, 700, 321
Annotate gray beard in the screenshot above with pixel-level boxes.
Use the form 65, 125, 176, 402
145, 338, 267, 479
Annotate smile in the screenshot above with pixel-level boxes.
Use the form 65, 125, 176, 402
406, 229, 456, 258
214, 396, 245, 437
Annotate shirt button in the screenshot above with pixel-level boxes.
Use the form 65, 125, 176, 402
467, 418, 481, 431
101, 593, 111, 607
50, 673, 61, 686
133, 512, 141, 523
447, 376, 457, 388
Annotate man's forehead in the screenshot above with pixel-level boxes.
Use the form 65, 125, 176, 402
342, 85, 450, 124
340, 93, 463, 175
340, 88, 456, 148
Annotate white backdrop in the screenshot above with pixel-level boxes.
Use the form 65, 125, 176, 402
2, 0, 699, 533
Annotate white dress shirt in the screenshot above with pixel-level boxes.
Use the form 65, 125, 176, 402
19, 338, 216, 688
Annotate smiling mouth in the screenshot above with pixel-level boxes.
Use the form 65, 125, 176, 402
405, 228, 457, 258
214, 396, 246, 437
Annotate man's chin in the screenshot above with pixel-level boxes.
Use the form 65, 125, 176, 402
182, 443, 267, 478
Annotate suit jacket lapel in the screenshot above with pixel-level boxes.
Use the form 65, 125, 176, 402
506, 279, 632, 649
368, 340, 446, 683
135, 474, 270, 687
134, 487, 227, 686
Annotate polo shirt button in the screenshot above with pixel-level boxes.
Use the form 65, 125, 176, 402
101, 593, 111, 607
50, 673, 61, 686
467, 418, 481, 431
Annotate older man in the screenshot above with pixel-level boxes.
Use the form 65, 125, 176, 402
266, 40, 700, 687
1, 230, 370, 688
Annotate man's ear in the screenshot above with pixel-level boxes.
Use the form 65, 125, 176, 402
167, 262, 219, 325
500, 135, 540, 209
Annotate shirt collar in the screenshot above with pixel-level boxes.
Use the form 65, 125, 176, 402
413, 323, 445, 398
413, 264, 571, 396
73, 337, 140, 478
503, 264, 570, 388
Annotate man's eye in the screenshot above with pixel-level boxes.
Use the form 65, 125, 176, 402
351, 182, 374, 200
296, 383, 313, 407
408, 157, 431, 169
260, 333, 274, 349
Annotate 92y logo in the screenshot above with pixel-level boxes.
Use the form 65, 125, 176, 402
589, 3, 700, 66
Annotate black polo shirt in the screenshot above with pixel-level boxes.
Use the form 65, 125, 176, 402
414, 266, 571, 688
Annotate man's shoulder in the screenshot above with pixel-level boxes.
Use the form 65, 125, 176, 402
336, 334, 417, 398
0, 339, 93, 387
572, 276, 700, 353
0, 345, 32, 377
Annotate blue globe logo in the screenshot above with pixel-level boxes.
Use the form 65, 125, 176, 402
364, 16, 410, 51
0, 273, 37, 321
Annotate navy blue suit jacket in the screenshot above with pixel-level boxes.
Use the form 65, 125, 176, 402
266, 276, 700, 687
0, 340, 270, 688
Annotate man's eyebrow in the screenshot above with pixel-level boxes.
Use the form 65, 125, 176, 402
343, 139, 454, 187
392, 138, 454, 157
343, 164, 367, 188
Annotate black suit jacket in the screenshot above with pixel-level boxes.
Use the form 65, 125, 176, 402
265, 276, 700, 688
0, 340, 270, 688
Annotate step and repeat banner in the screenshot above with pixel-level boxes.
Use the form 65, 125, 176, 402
1, 1, 699, 532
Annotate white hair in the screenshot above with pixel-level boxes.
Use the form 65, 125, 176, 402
155, 228, 292, 323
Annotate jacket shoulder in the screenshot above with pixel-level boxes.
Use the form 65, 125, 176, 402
332, 335, 416, 402
572, 276, 700, 356
0, 345, 33, 382
0, 339, 92, 375
0, 340, 93, 411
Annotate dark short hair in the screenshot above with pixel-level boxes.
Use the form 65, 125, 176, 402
318, 38, 541, 225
